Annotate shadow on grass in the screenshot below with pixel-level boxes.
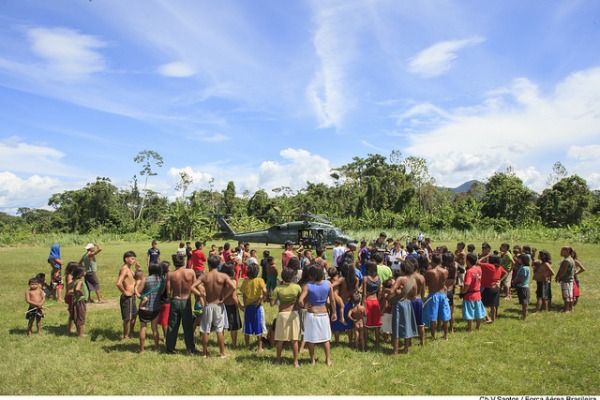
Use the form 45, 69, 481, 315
8, 328, 29, 335
90, 327, 123, 342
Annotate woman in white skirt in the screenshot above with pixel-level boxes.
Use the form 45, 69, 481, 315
270, 267, 303, 367
298, 265, 335, 366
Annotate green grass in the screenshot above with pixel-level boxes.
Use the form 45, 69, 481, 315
1, 240, 598, 395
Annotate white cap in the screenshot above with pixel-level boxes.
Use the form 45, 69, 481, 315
85, 243, 95, 250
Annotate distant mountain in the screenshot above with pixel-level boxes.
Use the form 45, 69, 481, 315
451, 180, 482, 193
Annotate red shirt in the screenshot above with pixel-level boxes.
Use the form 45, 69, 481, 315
463, 266, 482, 301
282, 250, 294, 268
191, 249, 207, 272
480, 263, 506, 288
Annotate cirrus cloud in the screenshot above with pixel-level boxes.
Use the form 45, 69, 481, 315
407, 36, 485, 78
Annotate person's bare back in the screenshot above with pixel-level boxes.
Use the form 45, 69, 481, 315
425, 266, 447, 294
201, 269, 235, 304
168, 267, 196, 300
413, 272, 425, 300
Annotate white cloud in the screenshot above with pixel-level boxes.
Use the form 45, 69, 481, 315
157, 61, 196, 78
0, 136, 86, 177
27, 27, 107, 80
398, 67, 600, 190
307, 3, 362, 129
567, 145, 600, 161
407, 36, 485, 78
0, 172, 63, 212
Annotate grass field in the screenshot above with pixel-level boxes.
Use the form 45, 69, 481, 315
1, 240, 598, 395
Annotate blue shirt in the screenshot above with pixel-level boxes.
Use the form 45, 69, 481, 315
515, 266, 530, 288
147, 248, 160, 264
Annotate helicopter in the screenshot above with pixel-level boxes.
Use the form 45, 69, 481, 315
213, 213, 356, 248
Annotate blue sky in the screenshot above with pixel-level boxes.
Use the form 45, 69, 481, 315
1, 1, 600, 213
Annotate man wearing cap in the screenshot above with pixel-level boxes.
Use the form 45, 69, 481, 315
80, 243, 103, 303
370, 232, 389, 254
282, 241, 295, 269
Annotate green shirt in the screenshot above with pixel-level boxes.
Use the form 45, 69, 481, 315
376, 264, 392, 283
74, 278, 88, 303
82, 253, 97, 273
501, 252, 513, 271
561, 256, 574, 283
273, 283, 302, 306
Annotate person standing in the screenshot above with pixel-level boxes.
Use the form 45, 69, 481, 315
555, 246, 575, 313
165, 254, 198, 354
191, 241, 207, 278
147, 240, 161, 267
81, 243, 104, 303
116, 251, 139, 340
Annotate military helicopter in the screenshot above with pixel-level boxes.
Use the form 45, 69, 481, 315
213, 213, 356, 248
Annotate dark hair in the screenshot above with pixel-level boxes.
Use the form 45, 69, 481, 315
500, 243, 510, 251
134, 270, 144, 280
281, 267, 295, 283
400, 258, 418, 275
207, 254, 221, 270
417, 253, 429, 274
224, 242, 230, 251
372, 252, 384, 264
431, 252, 442, 266
159, 261, 170, 276
466, 253, 477, 266
523, 245, 531, 254
520, 254, 530, 266
263, 250, 270, 258
172, 254, 185, 268
316, 246, 325, 257
327, 267, 338, 280
308, 265, 324, 282
404, 257, 418, 275
179, 242, 185, 248
489, 254, 501, 266
366, 260, 378, 276
195, 241, 202, 249
481, 242, 491, 250
267, 256, 275, 264
73, 266, 86, 280
29, 277, 40, 285
66, 262, 79, 276
457, 242, 465, 249
35, 273, 46, 280
340, 261, 357, 292
287, 257, 301, 271
538, 250, 551, 263
382, 278, 394, 289
148, 262, 160, 276
246, 263, 259, 279
442, 252, 454, 267
220, 262, 235, 279
467, 244, 475, 253
298, 266, 313, 286
123, 251, 137, 262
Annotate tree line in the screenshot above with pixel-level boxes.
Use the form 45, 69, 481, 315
2, 151, 600, 244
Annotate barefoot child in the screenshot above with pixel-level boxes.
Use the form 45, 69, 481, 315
380, 278, 394, 343
72, 267, 88, 337
134, 270, 148, 310
514, 254, 531, 320
25, 277, 45, 336
64, 262, 80, 334
239, 263, 267, 352
348, 292, 366, 351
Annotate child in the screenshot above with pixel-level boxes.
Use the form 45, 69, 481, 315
571, 249, 585, 306
348, 292, 366, 351
266, 256, 278, 300
72, 267, 88, 337
260, 250, 270, 282
48, 244, 63, 301
533, 250, 554, 313
64, 262, 80, 334
327, 267, 347, 325
239, 263, 267, 352
134, 270, 148, 310
380, 278, 394, 343
514, 254, 531, 320
25, 277, 45, 336
221, 263, 242, 349
35, 273, 52, 299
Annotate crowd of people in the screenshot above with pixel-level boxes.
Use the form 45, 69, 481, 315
25, 235, 585, 366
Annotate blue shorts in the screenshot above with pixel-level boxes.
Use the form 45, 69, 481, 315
392, 300, 418, 339
331, 302, 353, 332
462, 300, 487, 321
243, 304, 265, 336
411, 298, 424, 326
424, 292, 451, 326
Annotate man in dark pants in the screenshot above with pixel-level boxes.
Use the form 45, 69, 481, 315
166, 254, 198, 354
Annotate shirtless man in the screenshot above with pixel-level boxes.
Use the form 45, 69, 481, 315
116, 251, 139, 340
389, 260, 418, 354
410, 258, 426, 346
442, 252, 458, 332
197, 254, 236, 358
165, 254, 198, 354
424, 253, 450, 340
454, 242, 466, 289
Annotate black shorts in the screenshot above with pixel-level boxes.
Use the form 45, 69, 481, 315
138, 309, 160, 323
225, 304, 242, 331
85, 272, 100, 291
536, 281, 550, 300
481, 287, 499, 308
516, 287, 530, 306
446, 291, 454, 307
120, 294, 138, 321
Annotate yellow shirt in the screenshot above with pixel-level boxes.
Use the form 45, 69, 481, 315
240, 278, 266, 305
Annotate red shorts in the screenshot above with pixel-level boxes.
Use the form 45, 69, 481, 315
158, 303, 170, 327
365, 298, 382, 328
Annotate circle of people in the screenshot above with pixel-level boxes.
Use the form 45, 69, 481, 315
26, 234, 584, 367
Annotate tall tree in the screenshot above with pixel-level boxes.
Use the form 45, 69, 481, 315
133, 150, 164, 223
537, 175, 591, 227
481, 170, 537, 225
